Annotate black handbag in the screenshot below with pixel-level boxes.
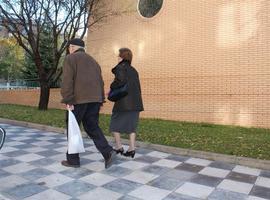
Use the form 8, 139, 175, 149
108, 83, 128, 102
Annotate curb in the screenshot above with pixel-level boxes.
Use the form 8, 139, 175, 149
1, 118, 270, 170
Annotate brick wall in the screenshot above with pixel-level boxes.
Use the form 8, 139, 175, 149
86, 0, 270, 128
0, 0, 269, 128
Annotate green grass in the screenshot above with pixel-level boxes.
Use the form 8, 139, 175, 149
0, 104, 270, 160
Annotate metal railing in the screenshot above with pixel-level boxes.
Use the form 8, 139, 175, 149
0, 79, 60, 90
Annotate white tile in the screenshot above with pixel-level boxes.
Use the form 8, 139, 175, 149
0, 175, 28, 190
36, 173, 73, 188
185, 158, 212, 166
80, 172, 116, 186
0, 146, 18, 153
87, 146, 99, 153
83, 161, 105, 171
118, 161, 149, 170
83, 153, 103, 161
36, 136, 57, 141
255, 177, 270, 188
233, 165, 261, 176
123, 171, 158, 184
50, 154, 64, 162
79, 187, 122, 200
16, 153, 44, 162
3, 162, 36, 174
199, 167, 230, 178
248, 196, 268, 200
129, 185, 171, 200
24, 189, 71, 200
147, 151, 170, 159
33, 141, 53, 146
152, 159, 181, 168
217, 179, 253, 194
54, 146, 68, 153
4, 141, 25, 146
12, 136, 31, 141
24, 147, 47, 153
42, 163, 67, 173
175, 182, 214, 199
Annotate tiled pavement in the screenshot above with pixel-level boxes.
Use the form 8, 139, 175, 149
0, 123, 270, 200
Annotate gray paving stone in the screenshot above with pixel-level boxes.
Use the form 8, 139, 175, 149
227, 172, 257, 184
20, 168, 54, 181
209, 161, 235, 170
135, 148, 153, 154
134, 156, 161, 164
0, 159, 21, 168
175, 163, 204, 173
60, 168, 94, 179
260, 170, 270, 178
208, 189, 248, 200
29, 158, 57, 167
36, 150, 62, 157
3, 183, 47, 199
118, 195, 142, 200
166, 155, 189, 162
3, 150, 29, 157
54, 180, 96, 197
142, 165, 171, 175
102, 166, 133, 177
148, 176, 184, 190
250, 186, 270, 199
190, 174, 223, 187
0, 169, 11, 179
164, 193, 201, 200
163, 169, 195, 181
103, 179, 142, 194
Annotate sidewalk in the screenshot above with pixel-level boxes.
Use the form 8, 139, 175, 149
0, 123, 269, 200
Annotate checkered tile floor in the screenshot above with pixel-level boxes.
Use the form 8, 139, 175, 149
0, 123, 270, 200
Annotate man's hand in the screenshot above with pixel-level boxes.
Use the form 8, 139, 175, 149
66, 104, 74, 110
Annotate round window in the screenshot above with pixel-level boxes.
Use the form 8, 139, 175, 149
138, 0, 163, 18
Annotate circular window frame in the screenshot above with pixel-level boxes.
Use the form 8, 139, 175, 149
137, 0, 165, 20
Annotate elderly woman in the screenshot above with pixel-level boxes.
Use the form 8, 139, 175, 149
109, 48, 144, 158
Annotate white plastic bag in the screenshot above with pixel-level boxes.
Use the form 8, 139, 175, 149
68, 110, 85, 154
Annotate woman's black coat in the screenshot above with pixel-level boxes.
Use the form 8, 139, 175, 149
110, 60, 144, 112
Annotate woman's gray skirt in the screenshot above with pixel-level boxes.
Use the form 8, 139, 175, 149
109, 111, 140, 134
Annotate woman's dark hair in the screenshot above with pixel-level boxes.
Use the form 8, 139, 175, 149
119, 48, 133, 63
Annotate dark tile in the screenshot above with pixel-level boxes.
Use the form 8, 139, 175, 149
29, 158, 57, 167
0, 159, 21, 168
103, 179, 142, 194
3, 150, 29, 157
13, 144, 36, 149
227, 172, 257, 184
208, 189, 248, 200
60, 168, 93, 179
55, 180, 96, 197
260, 170, 270, 178
118, 195, 141, 200
142, 165, 171, 175
209, 161, 235, 170
42, 144, 65, 149
20, 139, 40, 144
21, 168, 54, 181
175, 163, 204, 173
134, 156, 160, 164
80, 158, 94, 165
250, 186, 270, 199
0, 169, 11, 178
3, 183, 47, 199
148, 176, 184, 190
189, 174, 222, 187
102, 166, 132, 177
48, 138, 66, 143
164, 193, 201, 200
166, 155, 189, 162
36, 150, 62, 157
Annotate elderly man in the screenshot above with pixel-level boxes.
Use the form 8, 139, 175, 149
61, 38, 115, 169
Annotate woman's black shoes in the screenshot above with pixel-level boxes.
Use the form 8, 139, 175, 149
114, 147, 124, 155
123, 150, 135, 158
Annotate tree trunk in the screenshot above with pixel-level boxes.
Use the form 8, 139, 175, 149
38, 81, 50, 110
